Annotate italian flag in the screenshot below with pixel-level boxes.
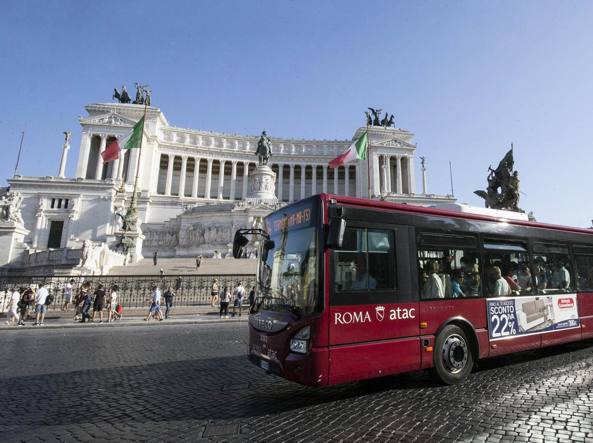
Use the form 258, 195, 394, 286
328, 131, 368, 168
101, 116, 145, 163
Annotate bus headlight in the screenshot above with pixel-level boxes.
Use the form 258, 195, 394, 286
290, 326, 311, 354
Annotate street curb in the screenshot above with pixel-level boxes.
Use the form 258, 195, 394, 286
0, 317, 249, 331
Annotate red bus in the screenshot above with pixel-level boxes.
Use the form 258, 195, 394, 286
233, 194, 593, 386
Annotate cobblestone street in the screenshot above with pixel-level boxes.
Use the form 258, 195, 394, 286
1, 323, 593, 442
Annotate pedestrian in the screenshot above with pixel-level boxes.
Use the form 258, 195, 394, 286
80, 282, 93, 323
153, 251, 158, 266
5, 287, 20, 326
160, 268, 164, 279
210, 279, 219, 307
91, 283, 106, 323
196, 255, 201, 269
145, 284, 163, 321
34, 283, 49, 326
163, 286, 175, 319
219, 286, 230, 318
73, 283, 87, 321
232, 281, 245, 317
17, 287, 30, 326
108, 285, 118, 323
248, 286, 256, 307
62, 278, 75, 311
175, 276, 182, 292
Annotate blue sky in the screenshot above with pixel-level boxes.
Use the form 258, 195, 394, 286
1, 1, 592, 227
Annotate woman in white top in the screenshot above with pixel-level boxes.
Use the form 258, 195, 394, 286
6, 288, 20, 325
108, 285, 118, 323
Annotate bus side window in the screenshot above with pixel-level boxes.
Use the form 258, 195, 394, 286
483, 242, 529, 297
334, 228, 395, 292
533, 254, 573, 294
418, 249, 480, 299
575, 254, 593, 291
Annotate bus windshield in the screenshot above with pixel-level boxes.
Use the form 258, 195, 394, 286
255, 201, 319, 317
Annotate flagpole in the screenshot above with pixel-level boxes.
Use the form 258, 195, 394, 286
366, 123, 370, 199
130, 98, 148, 210
13, 131, 25, 177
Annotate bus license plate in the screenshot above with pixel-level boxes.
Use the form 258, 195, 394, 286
260, 359, 269, 371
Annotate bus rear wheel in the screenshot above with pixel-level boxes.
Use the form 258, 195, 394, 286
432, 324, 474, 385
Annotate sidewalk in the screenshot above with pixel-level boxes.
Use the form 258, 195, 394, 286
0, 305, 250, 330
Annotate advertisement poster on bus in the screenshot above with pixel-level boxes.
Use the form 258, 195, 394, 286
487, 294, 579, 341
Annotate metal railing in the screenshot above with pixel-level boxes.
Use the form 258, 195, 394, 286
0, 274, 256, 311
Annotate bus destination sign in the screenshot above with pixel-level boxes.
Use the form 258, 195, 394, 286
265, 200, 316, 235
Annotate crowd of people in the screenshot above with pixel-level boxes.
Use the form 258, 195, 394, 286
209, 279, 255, 319
4, 278, 255, 326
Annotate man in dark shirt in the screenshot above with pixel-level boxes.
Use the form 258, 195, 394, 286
91, 284, 107, 323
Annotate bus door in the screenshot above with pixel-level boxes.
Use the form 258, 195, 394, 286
416, 232, 489, 365
574, 247, 593, 340
328, 224, 420, 385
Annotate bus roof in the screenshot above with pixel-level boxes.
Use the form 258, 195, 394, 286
319, 193, 593, 237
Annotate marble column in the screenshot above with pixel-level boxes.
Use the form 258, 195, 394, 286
333, 167, 339, 194
165, 154, 174, 196
95, 135, 107, 180
192, 158, 200, 198
322, 166, 328, 193
372, 153, 380, 196
381, 155, 389, 194
385, 155, 392, 193
205, 158, 214, 199
58, 138, 70, 178
355, 163, 362, 197
242, 161, 249, 200
111, 156, 120, 180
300, 165, 306, 200
277, 164, 284, 202
311, 165, 317, 195
396, 155, 403, 194
344, 165, 350, 196
408, 156, 416, 194
116, 150, 125, 181
77, 132, 92, 178
179, 156, 187, 197
217, 160, 226, 200
289, 164, 295, 202
230, 161, 237, 200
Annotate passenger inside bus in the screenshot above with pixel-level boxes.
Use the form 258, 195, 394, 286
351, 256, 377, 290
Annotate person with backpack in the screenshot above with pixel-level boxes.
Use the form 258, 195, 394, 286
219, 286, 230, 319
80, 282, 93, 323
163, 286, 175, 319
232, 281, 245, 317
18, 287, 33, 325
34, 283, 50, 326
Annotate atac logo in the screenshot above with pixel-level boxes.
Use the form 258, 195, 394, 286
375, 305, 385, 322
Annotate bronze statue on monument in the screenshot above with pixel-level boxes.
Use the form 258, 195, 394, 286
474, 145, 523, 212
256, 131, 272, 166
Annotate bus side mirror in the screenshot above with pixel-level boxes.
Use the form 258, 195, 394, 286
233, 231, 249, 258
261, 239, 275, 262
327, 217, 346, 249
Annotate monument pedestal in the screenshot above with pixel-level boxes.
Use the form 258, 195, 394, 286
246, 165, 278, 206
0, 222, 30, 266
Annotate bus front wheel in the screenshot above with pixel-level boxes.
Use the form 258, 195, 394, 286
432, 324, 474, 385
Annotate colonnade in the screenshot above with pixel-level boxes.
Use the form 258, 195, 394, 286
155, 153, 360, 202
377, 154, 413, 195
80, 133, 133, 183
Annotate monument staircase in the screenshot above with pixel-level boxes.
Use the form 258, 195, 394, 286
107, 257, 257, 276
